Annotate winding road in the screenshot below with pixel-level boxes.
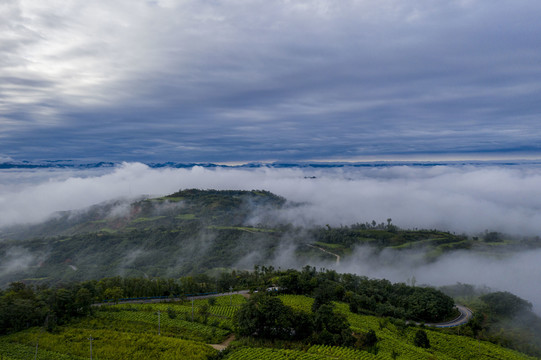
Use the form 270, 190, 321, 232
93, 290, 250, 307
95, 291, 473, 329
426, 305, 473, 328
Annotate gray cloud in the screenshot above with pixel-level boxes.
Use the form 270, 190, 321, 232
1, 1, 541, 161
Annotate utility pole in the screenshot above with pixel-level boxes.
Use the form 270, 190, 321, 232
34, 333, 39, 360
88, 335, 94, 360
35, 314, 48, 360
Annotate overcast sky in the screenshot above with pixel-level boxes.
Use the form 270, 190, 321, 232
2, 0, 541, 162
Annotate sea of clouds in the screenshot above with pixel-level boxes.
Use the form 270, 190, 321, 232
1, 162, 541, 312
2, 162, 541, 235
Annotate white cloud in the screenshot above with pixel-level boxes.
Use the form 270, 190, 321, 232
337, 246, 541, 315
1, 163, 541, 312
0, 247, 39, 277
3, 163, 541, 236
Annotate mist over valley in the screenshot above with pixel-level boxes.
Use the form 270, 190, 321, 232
1, 162, 540, 316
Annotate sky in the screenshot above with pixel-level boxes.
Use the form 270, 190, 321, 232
1, 0, 541, 163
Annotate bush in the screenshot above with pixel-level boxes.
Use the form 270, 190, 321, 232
167, 307, 176, 319
414, 329, 430, 348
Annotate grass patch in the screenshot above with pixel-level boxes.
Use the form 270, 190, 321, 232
314, 241, 346, 250
207, 226, 276, 233
130, 216, 166, 223
149, 196, 184, 202
177, 213, 197, 220
90, 219, 109, 224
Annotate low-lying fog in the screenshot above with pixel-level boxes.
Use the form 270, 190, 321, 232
1, 163, 540, 313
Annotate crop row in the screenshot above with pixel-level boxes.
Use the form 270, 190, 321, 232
274, 297, 535, 360
307, 344, 378, 359
0, 339, 86, 360
4, 327, 216, 360
224, 347, 330, 360
96, 310, 229, 338
107, 295, 245, 314
426, 330, 537, 360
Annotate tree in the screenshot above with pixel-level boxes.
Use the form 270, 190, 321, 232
235, 294, 294, 339
104, 287, 123, 304
312, 280, 335, 312
74, 288, 92, 316
198, 303, 210, 322
414, 329, 430, 348
235, 299, 260, 336
167, 307, 177, 319
364, 329, 378, 347
313, 304, 354, 346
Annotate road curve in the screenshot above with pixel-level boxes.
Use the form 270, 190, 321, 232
426, 305, 473, 328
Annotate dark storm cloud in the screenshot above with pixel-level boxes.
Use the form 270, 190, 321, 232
1, 1, 541, 161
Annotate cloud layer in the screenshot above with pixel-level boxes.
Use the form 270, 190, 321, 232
2, 163, 541, 236
2, 1, 541, 161
1, 163, 541, 312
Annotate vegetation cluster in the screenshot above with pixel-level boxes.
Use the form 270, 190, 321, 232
0, 267, 539, 359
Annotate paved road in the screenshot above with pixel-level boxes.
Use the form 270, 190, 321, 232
93, 290, 250, 306
95, 292, 473, 329
426, 305, 473, 328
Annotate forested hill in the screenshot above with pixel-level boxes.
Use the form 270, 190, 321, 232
0, 189, 286, 240
0, 189, 539, 286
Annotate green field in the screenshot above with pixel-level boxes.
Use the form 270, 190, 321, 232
1, 293, 537, 360
0, 296, 247, 360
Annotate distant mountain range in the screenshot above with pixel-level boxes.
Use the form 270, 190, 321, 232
2, 159, 541, 169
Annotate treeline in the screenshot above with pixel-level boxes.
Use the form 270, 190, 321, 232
0, 275, 213, 335
311, 225, 470, 250
0, 270, 265, 335
275, 266, 455, 323
0, 266, 455, 336
0, 281, 93, 334
0, 265, 457, 335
